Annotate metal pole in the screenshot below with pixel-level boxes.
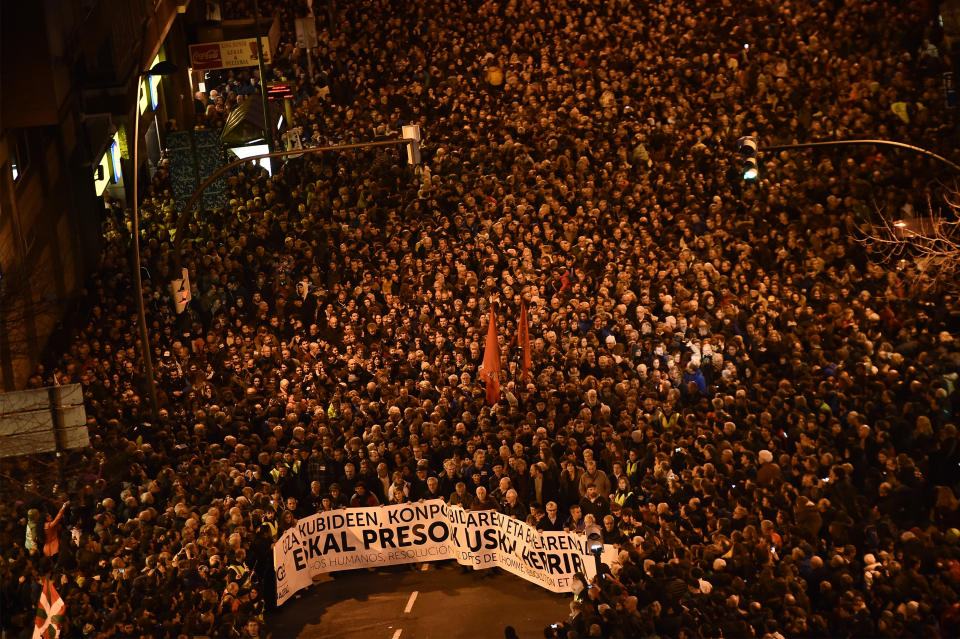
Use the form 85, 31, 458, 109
131, 81, 160, 420
284, 98, 295, 131
759, 139, 960, 173
188, 129, 206, 218
171, 138, 416, 274
253, 0, 276, 173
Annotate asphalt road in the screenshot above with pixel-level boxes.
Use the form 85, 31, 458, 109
266, 562, 572, 639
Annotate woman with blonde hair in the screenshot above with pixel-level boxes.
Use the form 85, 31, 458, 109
387, 470, 409, 504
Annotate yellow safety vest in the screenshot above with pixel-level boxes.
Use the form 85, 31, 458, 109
228, 563, 248, 580
264, 519, 278, 538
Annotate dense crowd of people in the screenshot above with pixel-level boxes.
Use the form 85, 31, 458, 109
3, 0, 960, 637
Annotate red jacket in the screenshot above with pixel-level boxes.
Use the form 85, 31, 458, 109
43, 504, 68, 557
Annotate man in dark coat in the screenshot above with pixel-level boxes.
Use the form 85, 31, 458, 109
579, 484, 611, 521
527, 462, 559, 507
537, 501, 565, 532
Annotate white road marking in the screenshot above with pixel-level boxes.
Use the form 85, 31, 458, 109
392, 630, 403, 639
404, 591, 419, 613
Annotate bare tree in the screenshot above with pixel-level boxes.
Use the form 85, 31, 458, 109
854, 185, 960, 295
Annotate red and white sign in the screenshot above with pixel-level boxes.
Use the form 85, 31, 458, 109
189, 37, 272, 71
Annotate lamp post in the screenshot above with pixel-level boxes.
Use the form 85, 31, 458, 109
587, 534, 604, 578
132, 60, 178, 420
253, 0, 276, 174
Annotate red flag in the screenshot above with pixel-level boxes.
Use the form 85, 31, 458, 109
519, 300, 531, 380
480, 303, 501, 405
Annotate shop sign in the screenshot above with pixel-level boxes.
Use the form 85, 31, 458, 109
189, 37, 272, 71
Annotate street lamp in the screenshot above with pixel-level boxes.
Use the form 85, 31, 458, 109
132, 59, 178, 420
145, 60, 179, 76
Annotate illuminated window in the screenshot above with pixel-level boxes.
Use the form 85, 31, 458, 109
148, 74, 160, 110
109, 139, 122, 183
142, 54, 163, 112
94, 152, 111, 195
139, 78, 150, 114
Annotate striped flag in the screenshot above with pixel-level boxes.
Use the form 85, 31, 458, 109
33, 579, 66, 639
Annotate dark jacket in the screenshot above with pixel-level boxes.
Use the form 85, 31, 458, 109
526, 474, 559, 507
579, 495, 611, 521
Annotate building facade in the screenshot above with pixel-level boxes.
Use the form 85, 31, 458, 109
0, 0, 198, 390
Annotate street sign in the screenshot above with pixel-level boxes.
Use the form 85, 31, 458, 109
282, 129, 304, 159
295, 17, 319, 49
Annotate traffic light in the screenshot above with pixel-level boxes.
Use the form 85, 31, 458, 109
737, 135, 759, 180
401, 124, 422, 166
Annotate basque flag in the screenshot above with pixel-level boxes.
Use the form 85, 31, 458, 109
33, 579, 66, 639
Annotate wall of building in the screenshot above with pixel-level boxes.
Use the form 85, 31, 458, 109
0, 124, 80, 390
0, 0, 194, 391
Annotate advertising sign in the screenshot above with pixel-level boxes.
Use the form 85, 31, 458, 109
165, 130, 228, 212
273, 500, 617, 606
189, 37, 272, 71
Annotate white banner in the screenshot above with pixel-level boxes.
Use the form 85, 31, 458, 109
273, 500, 615, 606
